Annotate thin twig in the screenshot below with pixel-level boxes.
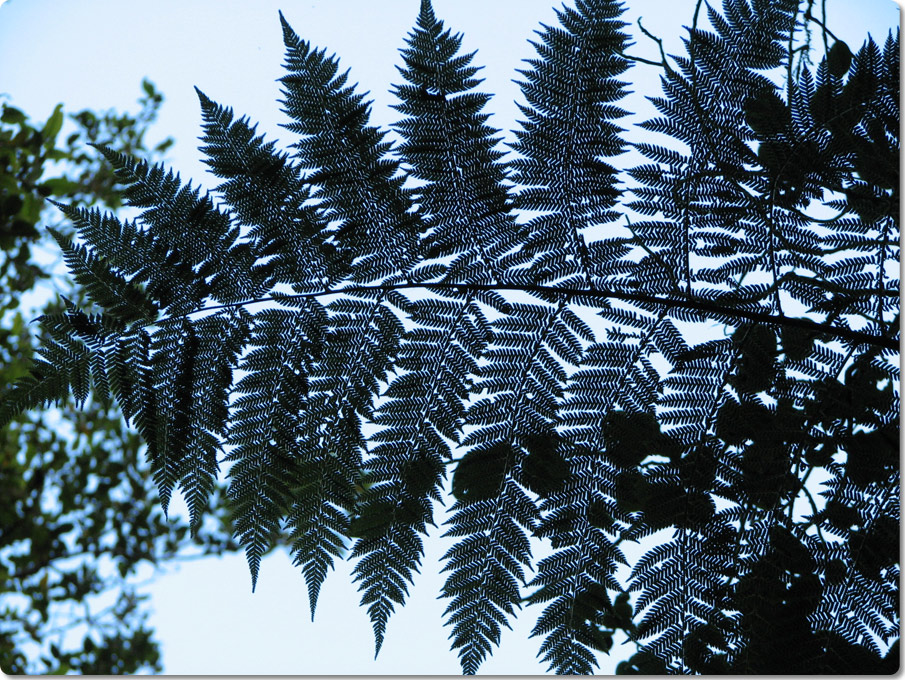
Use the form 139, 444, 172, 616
637, 17, 668, 67
620, 52, 665, 67
804, 5, 842, 45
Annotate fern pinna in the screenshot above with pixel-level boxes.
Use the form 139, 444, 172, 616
1, 0, 898, 673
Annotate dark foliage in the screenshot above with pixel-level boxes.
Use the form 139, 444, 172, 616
1, 0, 898, 674
0, 86, 237, 675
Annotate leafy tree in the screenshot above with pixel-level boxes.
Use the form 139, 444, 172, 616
1, 0, 898, 674
0, 84, 236, 674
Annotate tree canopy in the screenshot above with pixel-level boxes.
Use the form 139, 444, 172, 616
0, 0, 899, 674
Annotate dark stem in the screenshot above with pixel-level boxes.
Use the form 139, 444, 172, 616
160, 282, 899, 351
620, 52, 665, 67
637, 17, 668, 67
804, 4, 842, 45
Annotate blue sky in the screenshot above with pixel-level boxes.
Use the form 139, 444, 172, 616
0, 0, 899, 674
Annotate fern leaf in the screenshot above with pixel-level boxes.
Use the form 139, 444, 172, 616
443, 298, 589, 673
195, 88, 331, 292
0, 354, 79, 429
279, 13, 421, 283
509, 0, 631, 288
48, 227, 157, 322
227, 308, 311, 590
392, 0, 520, 283
527, 451, 627, 674
4, 1, 896, 673
351, 291, 488, 654
49, 201, 204, 314
92, 144, 255, 306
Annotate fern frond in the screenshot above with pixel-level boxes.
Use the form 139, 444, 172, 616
278, 13, 422, 283
442, 297, 594, 673
146, 318, 196, 515
195, 89, 330, 293
509, 0, 631, 288
2, 1, 896, 673
48, 227, 157, 322
50, 201, 202, 313
227, 308, 311, 590
283, 293, 402, 614
0, 352, 82, 429
392, 0, 520, 283
92, 145, 255, 306
351, 290, 490, 654
527, 451, 627, 674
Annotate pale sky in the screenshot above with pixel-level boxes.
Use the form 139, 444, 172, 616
0, 0, 899, 675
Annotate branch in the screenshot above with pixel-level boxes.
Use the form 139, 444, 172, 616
637, 17, 668, 67
621, 17, 670, 68
803, 5, 842, 45
619, 52, 666, 67
164, 282, 899, 351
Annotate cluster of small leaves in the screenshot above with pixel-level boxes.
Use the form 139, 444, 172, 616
0, 81, 174, 315
0, 87, 235, 675
0, 0, 898, 674
618, 0, 899, 671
